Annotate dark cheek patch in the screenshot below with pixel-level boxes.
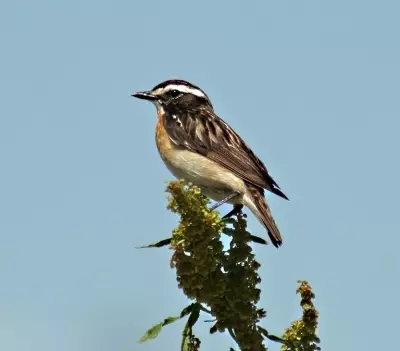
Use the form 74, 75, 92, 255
180, 95, 210, 108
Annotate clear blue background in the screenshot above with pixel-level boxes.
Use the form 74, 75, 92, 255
1, 1, 399, 350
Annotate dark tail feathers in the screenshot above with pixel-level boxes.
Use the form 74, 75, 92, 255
247, 186, 283, 248
270, 186, 289, 201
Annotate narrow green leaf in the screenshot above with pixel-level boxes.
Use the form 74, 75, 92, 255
265, 334, 285, 343
258, 326, 288, 345
221, 217, 236, 225
180, 303, 195, 318
187, 304, 200, 329
222, 228, 236, 235
163, 316, 181, 325
135, 238, 172, 249
228, 328, 238, 343
138, 315, 179, 343
180, 304, 201, 351
139, 323, 163, 343
198, 304, 212, 314
210, 324, 217, 334
139, 304, 197, 344
258, 326, 269, 337
249, 235, 268, 245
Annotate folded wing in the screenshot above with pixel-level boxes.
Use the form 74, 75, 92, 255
163, 108, 289, 200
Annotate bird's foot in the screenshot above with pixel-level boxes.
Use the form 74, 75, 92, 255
209, 192, 240, 211
222, 204, 243, 218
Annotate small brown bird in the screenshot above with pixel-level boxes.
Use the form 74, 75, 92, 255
132, 79, 288, 247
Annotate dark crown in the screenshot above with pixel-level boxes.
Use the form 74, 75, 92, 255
151, 79, 213, 109
152, 79, 202, 92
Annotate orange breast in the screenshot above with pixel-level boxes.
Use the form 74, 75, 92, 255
155, 113, 176, 157
153, 112, 247, 201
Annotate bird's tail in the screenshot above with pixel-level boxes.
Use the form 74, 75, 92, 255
244, 186, 283, 248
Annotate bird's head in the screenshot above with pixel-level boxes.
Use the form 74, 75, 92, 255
132, 79, 213, 113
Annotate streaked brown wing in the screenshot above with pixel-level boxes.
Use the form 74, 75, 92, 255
163, 108, 288, 199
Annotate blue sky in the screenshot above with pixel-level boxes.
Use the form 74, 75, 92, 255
1, 0, 399, 350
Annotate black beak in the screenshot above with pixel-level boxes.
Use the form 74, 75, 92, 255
131, 91, 157, 100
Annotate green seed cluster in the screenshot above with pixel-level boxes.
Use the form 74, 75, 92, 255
223, 212, 266, 351
281, 281, 321, 351
167, 180, 266, 351
167, 180, 226, 303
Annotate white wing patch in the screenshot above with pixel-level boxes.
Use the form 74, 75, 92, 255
172, 114, 183, 127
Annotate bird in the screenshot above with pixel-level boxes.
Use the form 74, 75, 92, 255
131, 79, 288, 248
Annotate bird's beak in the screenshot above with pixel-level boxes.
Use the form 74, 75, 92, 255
131, 91, 157, 101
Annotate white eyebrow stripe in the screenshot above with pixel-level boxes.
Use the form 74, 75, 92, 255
155, 84, 207, 98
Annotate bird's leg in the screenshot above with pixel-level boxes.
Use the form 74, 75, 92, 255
222, 204, 243, 219
209, 192, 240, 211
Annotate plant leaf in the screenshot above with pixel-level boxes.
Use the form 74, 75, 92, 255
221, 217, 236, 225
187, 304, 200, 329
136, 238, 172, 249
249, 235, 268, 245
138, 316, 179, 343
181, 304, 201, 351
222, 228, 236, 235
258, 326, 288, 345
180, 303, 195, 318
139, 304, 198, 344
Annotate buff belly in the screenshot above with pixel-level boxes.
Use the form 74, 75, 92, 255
163, 148, 246, 203
155, 126, 246, 204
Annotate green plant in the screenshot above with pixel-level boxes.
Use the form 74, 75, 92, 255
138, 180, 320, 351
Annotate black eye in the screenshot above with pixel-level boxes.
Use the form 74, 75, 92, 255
169, 89, 181, 98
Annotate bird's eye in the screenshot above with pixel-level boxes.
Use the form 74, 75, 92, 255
169, 89, 181, 98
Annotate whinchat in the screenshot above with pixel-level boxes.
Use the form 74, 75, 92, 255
132, 79, 288, 248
